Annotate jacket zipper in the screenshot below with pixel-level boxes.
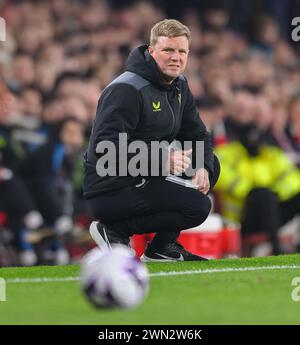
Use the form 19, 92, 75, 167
165, 92, 176, 140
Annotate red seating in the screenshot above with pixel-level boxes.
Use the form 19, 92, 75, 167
0, 212, 7, 226
130, 214, 241, 259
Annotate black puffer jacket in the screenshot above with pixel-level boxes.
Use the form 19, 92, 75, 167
83, 45, 214, 198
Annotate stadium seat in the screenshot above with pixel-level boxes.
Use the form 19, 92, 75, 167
131, 214, 241, 259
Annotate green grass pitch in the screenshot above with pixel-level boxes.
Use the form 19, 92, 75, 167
1, 254, 300, 325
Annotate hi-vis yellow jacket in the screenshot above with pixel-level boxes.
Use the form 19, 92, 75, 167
214, 142, 300, 222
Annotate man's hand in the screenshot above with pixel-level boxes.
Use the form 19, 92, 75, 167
192, 168, 210, 194
167, 148, 192, 175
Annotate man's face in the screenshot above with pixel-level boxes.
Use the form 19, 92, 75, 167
60, 121, 85, 153
148, 36, 189, 82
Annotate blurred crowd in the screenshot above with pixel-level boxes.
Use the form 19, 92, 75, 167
0, 0, 300, 265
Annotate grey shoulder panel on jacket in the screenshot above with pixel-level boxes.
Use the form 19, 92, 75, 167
106, 71, 150, 90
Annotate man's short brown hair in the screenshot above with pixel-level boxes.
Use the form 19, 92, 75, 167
150, 19, 191, 46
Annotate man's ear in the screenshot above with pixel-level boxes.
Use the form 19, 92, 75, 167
148, 46, 154, 56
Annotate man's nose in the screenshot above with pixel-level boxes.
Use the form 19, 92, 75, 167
171, 51, 180, 61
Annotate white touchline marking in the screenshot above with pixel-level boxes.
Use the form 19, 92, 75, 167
4, 265, 300, 284
150, 265, 300, 277
6, 277, 79, 283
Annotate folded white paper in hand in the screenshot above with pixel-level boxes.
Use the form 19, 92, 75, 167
165, 175, 199, 189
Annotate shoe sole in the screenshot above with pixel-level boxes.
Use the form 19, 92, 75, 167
140, 254, 178, 262
89, 221, 111, 250
140, 253, 207, 262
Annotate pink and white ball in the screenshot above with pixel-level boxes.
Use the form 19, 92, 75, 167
80, 245, 149, 309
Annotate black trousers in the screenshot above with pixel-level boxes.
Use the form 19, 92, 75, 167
241, 188, 300, 253
87, 155, 220, 245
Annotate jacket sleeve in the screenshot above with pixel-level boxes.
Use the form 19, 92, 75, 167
176, 82, 214, 177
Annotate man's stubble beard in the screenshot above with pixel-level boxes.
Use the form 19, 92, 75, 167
159, 69, 180, 85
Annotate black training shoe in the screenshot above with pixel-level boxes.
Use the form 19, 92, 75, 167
141, 241, 208, 262
89, 221, 129, 250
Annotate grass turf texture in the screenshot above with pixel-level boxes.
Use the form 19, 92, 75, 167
0, 254, 300, 324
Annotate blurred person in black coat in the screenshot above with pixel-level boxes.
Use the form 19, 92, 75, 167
0, 80, 46, 265
20, 117, 86, 238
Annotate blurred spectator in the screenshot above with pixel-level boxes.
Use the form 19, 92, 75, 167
20, 87, 43, 119
34, 62, 59, 100
251, 14, 280, 55
197, 98, 227, 146
19, 117, 86, 264
8, 55, 35, 92
215, 116, 300, 256
287, 95, 300, 166
223, 90, 256, 142
19, 117, 85, 218
0, 80, 44, 265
